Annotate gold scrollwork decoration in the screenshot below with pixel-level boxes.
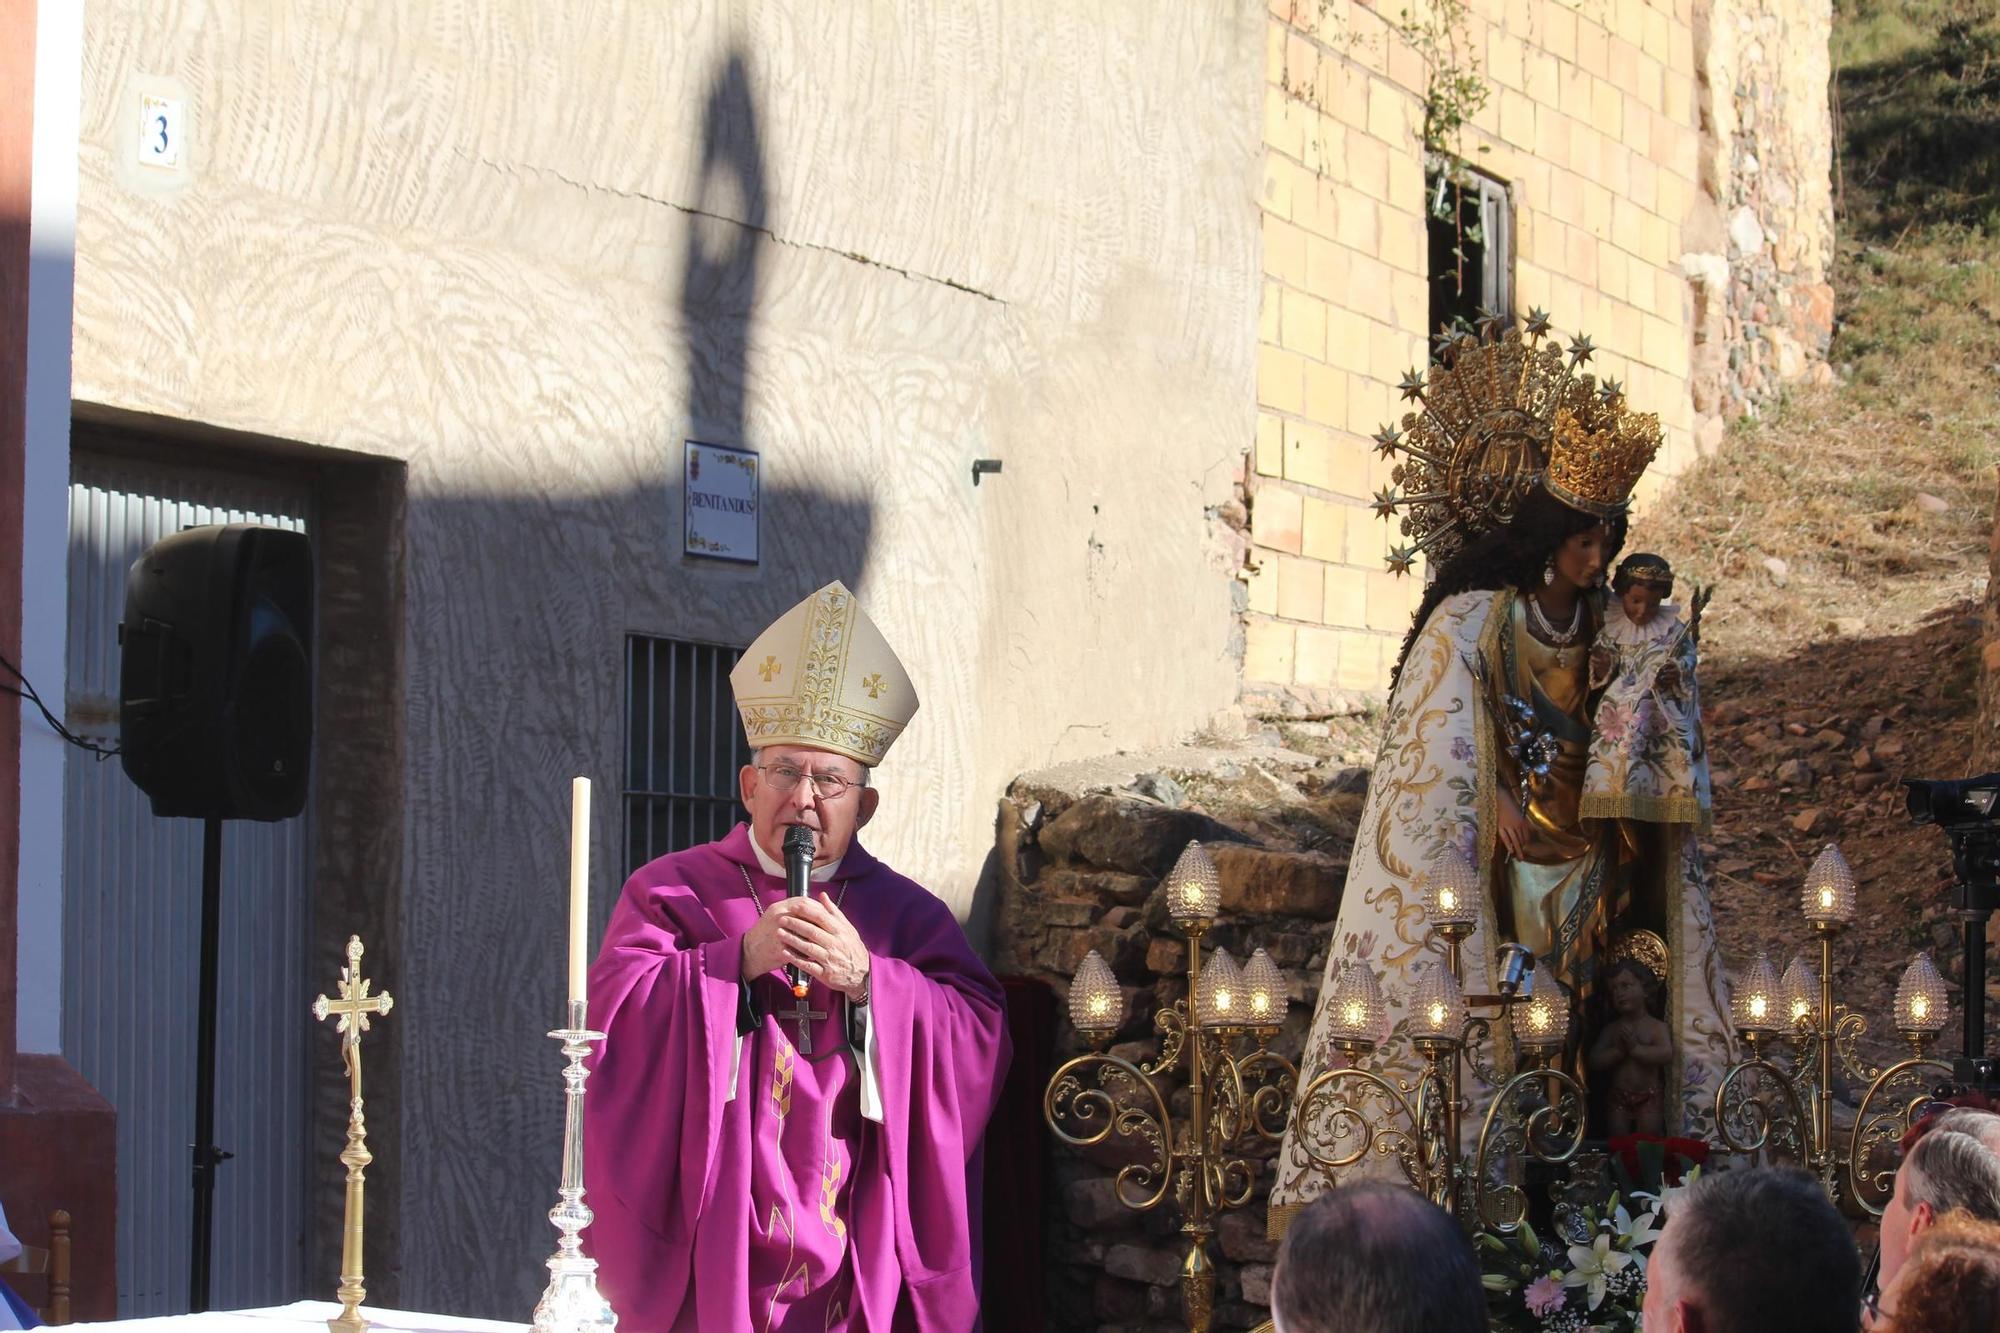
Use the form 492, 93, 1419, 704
1472, 1067, 1586, 1232
1714, 1055, 1810, 1162
1044, 1052, 1175, 1211
1846, 1057, 1952, 1215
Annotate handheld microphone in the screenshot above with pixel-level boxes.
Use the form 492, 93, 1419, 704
783, 825, 815, 997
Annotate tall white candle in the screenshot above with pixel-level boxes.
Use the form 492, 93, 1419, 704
569, 777, 591, 1005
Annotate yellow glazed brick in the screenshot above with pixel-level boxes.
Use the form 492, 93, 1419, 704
1256, 411, 1285, 478
1365, 570, 1411, 632
1259, 344, 1307, 416
1576, 20, 1609, 77
1304, 358, 1346, 427
1641, 312, 1684, 375
1561, 65, 1594, 119
1334, 185, 1380, 255
1329, 428, 1377, 501
1267, 17, 1287, 84
1592, 79, 1624, 141
1282, 289, 1328, 356
1244, 617, 1297, 685
1323, 565, 1368, 627
1388, 145, 1425, 206
1607, 41, 1641, 100
1524, 48, 1560, 101
1535, 104, 1570, 167
1266, 86, 1306, 162
1387, 34, 1427, 95
1366, 79, 1408, 144
1368, 320, 1415, 383
1564, 226, 1598, 286
1385, 271, 1423, 335
1488, 30, 1525, 91
1346, 131, 1392, 203
1295, 625, 1341, 687
1544, 5, 1578, 62
1642, 9, 1672, 65
1347, 252, 1397, 324
1287, 30, 1318, 91
1582, 183, 1613, 240
1302, 495, 1348, 562
1501, 88, 1537, 148
1264, 215, 1311, 287
1669, 22, 1695, 77
1635, 56, 1665, 114
1285, 419, 1341, 491
1307, 235, 1350, 294
1656, 267, 1686, 322
1247, 555, 1280, 615
1664, 71, 1693, 126
1596, 246, 1627, 304
1278, 554, 1325, 622
1264, 156, 1293, 222
1379, 212, 1424, 275
1252, 481, 1305, 553
1260, 279, 1283, 345
1325, 305, 1372, 373
1336, 630, 1387, 691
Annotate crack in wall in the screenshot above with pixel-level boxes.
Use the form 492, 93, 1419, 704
457, 149, 1006, 304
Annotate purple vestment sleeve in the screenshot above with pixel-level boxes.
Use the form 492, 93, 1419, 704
844, 885, 1011, 1328
582, 845, 744, 1315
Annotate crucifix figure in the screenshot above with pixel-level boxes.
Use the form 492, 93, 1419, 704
776, 992, 828, 1057
312, 935, 395, 1333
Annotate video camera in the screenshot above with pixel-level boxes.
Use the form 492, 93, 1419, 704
1906, 773, 2000, 1091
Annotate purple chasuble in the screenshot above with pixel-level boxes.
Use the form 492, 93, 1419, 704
584, 823, 1010, 1331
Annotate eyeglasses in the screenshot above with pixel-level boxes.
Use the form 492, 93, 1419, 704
758, 763, 863, 800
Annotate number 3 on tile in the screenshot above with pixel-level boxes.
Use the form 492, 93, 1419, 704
140, 94, 183, 170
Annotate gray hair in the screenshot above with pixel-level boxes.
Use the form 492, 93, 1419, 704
1906, 1126, 2000, 1222
1930, 1107, 2000, 1153
1271, 1183, 1486, 1333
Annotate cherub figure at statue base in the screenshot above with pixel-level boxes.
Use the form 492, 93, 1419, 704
1589, 957, 1673, 1138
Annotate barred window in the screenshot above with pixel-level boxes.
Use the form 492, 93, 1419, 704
624, 635, 754, 874
1428, 162, 1514, 339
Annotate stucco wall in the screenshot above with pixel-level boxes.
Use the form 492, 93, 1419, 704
70, 0, 1261, 1313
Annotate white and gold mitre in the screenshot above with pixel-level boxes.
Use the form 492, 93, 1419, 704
729, 581, 919, 767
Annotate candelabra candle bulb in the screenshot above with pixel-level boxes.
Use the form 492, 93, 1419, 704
1424, 847, 1482, 933
1198, 949, 1244, 1028
1069, 950, 1126, 1036
1517, 990, 1568, 1051
1801, 843, 1857, 927
1780, 955, 1821, 1028
1895, 952, 1949, 1039
1732, 953, 1783, 1034
1410, 962, 1468, 1043
1325, 962, 1388, 1049
1164, 841, 1223, 922
1243, 948, 1284, 1027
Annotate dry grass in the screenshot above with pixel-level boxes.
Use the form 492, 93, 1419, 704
1645, 0, 2000, 661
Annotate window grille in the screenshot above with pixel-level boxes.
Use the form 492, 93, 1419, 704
1427, 163, 1514, 339
624, 634, 754, 874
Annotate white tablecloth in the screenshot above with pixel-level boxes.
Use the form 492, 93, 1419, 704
68, 1301, 527, 1331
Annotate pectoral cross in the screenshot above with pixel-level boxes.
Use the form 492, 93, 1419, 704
777, 992, 828, 1056
312, 936, 394, 1333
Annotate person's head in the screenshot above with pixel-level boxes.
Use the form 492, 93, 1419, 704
1604, 958, 1657, 1018
739, 744, 878, 868
1614, 552, 1674, 626
1879, 1123, 2000, 1290
1642, 1167, 1861, 1333
1390, 490, 1630, 688
1871, 1210, 2000, 1332
1271, 1182, 1486, 1333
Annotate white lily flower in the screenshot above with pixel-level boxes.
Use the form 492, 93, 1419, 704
1562, 1233, 1633, 1310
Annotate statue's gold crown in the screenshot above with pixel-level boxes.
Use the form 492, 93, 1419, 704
1369, 311, 1662, 575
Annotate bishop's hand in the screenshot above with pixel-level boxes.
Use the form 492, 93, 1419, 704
776, 897, 873, 1000
741, 906, 798, 980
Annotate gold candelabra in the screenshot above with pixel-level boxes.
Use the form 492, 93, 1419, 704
1044, 841, 1299, 1333
311, 936, 395, 1333
1715, 843, 1953, 1212
1288, 849, 1585, 1231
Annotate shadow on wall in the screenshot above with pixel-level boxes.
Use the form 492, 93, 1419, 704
392, 48, 886, 1319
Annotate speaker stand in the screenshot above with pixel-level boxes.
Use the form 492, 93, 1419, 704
189, 816, 233, 1311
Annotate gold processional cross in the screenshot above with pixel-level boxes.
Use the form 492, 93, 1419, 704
313, 935, 395, 1333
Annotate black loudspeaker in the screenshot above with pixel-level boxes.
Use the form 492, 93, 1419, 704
119, 523, 314, 821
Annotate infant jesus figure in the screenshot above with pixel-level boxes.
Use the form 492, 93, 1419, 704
1582, 551, 1712, 830
1589, 958, 1674, 1137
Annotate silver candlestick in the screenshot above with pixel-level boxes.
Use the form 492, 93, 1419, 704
530, 998, 618, 1332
